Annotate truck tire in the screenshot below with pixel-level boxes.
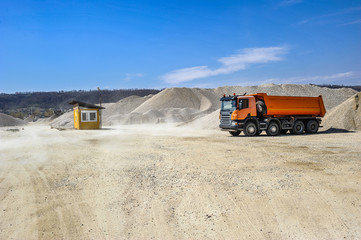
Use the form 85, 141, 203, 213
244, 122, 258, 136
256, 101, 267, 115
291, 120, 305, 135
229, 131, 241, 136
267, 122, 280, 136
306, 120, 319, 133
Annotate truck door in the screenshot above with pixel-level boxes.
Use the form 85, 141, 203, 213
237, 98, 250, 120
236, 97, 257, 120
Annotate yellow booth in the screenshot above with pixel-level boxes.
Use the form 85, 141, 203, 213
68, 100, 105, 130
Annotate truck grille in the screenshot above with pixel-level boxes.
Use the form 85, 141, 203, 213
220, 113, 231, 125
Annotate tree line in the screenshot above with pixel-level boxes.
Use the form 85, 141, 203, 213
0, 88, 161, 119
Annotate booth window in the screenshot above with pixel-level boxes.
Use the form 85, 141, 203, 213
81, 111, 97, 122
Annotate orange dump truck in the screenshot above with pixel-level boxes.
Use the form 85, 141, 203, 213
219, 93, 326, 136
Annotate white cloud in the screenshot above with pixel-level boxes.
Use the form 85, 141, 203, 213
299, 6, 361, 25
279, 0, 303, 7
252, 72, 358, 86
161, 47, 287, 84
124, 73, 143, 81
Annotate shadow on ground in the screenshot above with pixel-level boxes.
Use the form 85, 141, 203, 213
227, 128, 355, 137
318, 128, 355, 134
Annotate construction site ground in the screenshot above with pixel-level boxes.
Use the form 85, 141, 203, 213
1, 124, 360, 239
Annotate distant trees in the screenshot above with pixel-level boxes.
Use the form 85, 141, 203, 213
44, 109, 54, 117
9, 111, 25, 119
0, 88, 161, 119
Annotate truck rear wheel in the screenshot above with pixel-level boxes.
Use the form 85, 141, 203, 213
267, 122, 280, 136
244, 122, 258, 136
306, 120, 319, 133
229, 131, 241, 136
291, 120, 305, 135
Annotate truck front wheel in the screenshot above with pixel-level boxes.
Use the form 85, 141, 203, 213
292, 120, 305, 135
267, 122, 280, 136
244, 122, 258, 136
229, 131, 241, 136
306, 120, 319, 133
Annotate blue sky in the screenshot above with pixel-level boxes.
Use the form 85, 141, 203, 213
0, 0, 360, 93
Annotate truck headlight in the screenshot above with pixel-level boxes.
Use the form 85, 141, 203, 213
231, 111, 237, 120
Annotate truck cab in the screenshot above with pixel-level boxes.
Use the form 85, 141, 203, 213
220, 94, 258, 135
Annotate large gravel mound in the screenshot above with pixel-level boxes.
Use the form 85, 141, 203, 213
47, 84, 358, 128
0, 113, 27, 127
133, 88, 210, 113
215, 84, 356, 110
103, 95, 153, 116
183, 109, 220, 129
102, 95, 153, 125
106, 108, 201, 125
323, 92, 361, 131
49, 111, 74, 128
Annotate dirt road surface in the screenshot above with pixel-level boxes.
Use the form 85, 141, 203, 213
1, 124, 361, 239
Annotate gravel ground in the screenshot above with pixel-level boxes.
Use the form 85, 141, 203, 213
1, 124, 360, 239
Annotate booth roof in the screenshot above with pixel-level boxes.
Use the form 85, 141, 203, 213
68, 100, 105, 109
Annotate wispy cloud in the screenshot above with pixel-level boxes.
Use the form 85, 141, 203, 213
338, 19, 361, 26
124, 73, 143, 81
161, 47, 288, 84
279, 0, 303, 7
234, 72, 360, 87
253, 72, 358, 86
299, 6, 361, 25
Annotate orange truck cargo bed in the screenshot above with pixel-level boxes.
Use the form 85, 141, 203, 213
252, 93, 326, 117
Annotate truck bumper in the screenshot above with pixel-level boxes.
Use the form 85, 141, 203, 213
219, 121, 244, 131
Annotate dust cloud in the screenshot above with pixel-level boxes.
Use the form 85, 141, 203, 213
1, 123, 361, 239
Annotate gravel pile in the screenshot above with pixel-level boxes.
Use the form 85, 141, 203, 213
323, 92, 361, 131
48, 84, 358, 128
0, 113, 27, 127
36, 114, 60, 123
106, 107, 201, 125
132, 88, 215, 113
49, 111, 74, 128
183, 109, 221, 129
102, 95, 153, 125
215, 84, 356, 110
103, 95, 153, 116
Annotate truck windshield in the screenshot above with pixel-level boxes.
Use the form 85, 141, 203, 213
221, 100, 236, 110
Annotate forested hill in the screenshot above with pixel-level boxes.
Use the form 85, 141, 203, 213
0, 89, 161, 112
